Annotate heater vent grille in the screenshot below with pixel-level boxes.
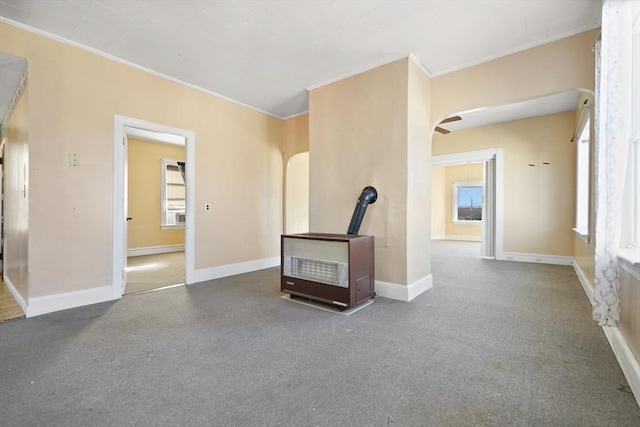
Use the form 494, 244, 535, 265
283, 256, 348, 287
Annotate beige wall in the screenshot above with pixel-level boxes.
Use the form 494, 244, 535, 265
431, 166, 446, 237
431, 29, 598, 126
309, 58, 412, 285
282, 114, 309, 235
445, 163, 483, 238
0, 23, 283, 298
619, 268, 640, 364
1, 87, 28, 300
285, 152, 309, 234
433, 112, 575, 256
282, 114, 309, 167
127, 138, 185, 249
406, 60, 432, 284
431, 163, 483, 239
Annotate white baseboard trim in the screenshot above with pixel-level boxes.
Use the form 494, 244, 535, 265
3, 275, 27, 314
128, 244, 184, 257
502, 252, 573, 266
572, 258, 594, 305
190, 256, 280, 285
602, 326, 640, 408
375, 274, 433, 302
444, 235, 481, 242
431, 235, 446, 240
26, 285, 120, 318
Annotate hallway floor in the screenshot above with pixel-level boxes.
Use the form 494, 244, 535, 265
125, 251, 185, 295
0, 280, 24, 322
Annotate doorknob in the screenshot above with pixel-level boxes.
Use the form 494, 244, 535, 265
126, 217, 133, 221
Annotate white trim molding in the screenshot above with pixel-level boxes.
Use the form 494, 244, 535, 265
502, 252, 574, 266
0, 18, 283, 120
444, 235, 481, 242
127, 244, 185, 257
432, 148, 504, 261
572, 258, 595, 305
26, 286, 120, 318
375, 275, 433, 302
618, 252, 640, 281
114, 115, 196, 293
190, 257, 280, 285
307, 53, 432, 93
432, 148, 502, 167
602, 326, 640, 408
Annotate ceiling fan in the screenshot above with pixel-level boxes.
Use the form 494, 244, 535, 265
434, 115, 462, 134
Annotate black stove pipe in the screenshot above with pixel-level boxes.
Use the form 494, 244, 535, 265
347, 186, 378, 235
177, 161, 186, 181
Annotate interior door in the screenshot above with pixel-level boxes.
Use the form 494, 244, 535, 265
122, 134, 129, 295
481, 159, 495, 258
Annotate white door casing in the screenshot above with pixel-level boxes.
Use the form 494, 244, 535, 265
113, 115, 196, 295
432, 148, 504, 260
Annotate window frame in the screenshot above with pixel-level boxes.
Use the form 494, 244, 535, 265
452, 180, 483, 224
618, 0, 640, 267
573, 116, 591, 242
161, 158, 185, 230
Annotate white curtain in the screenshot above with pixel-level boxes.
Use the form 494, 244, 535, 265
592, 0, 634, 327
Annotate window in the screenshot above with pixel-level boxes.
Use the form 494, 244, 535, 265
453, 181, 482, 222
574, 117, 590, 239
161, 158, 185, 228
622, 2, 640, 255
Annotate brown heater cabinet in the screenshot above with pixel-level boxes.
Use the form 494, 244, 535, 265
281, 233, 375, 309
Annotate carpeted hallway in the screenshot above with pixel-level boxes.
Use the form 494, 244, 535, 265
0, 242, 638, 426
126, 251, 185, 294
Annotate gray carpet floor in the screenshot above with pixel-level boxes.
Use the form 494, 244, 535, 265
126, 252, 185, 294
0, 241, 638, 426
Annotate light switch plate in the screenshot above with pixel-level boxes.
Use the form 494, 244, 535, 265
69, 153, 79, 166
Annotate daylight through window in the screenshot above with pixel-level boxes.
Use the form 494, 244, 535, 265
575, 118, 590, 238
453, 181, 483, 222
162, 158, 185, 228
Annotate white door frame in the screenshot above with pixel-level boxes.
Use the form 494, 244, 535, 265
113, 115, 196, 295
432, 148, 504, 260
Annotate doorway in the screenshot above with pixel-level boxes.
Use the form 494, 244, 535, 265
432, 148, 504, 260
125, 132, 186, 294
113, 116, 196, 296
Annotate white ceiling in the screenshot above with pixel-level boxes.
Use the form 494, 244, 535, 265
0, 0, 601, 119
439, 90, 583, 133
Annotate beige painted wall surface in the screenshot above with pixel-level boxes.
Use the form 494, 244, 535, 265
433, 112, 575, 256
445, 163, 483, 238
309, 58, 410, 285
406, 60, 432, 283
282, 114, 309, 167
282, 114, 309, 235
127, 138, 185, 249
431, 29, 598, 126
619, 268, 640, 364
0, 23, 283, 297
431, 166, 446, 237
285, 152, 309, 234
2, 87, 28, 300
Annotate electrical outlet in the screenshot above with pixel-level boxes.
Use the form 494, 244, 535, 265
205, 203, 211, 211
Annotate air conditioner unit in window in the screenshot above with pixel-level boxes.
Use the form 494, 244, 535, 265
166, 211, 186, 225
